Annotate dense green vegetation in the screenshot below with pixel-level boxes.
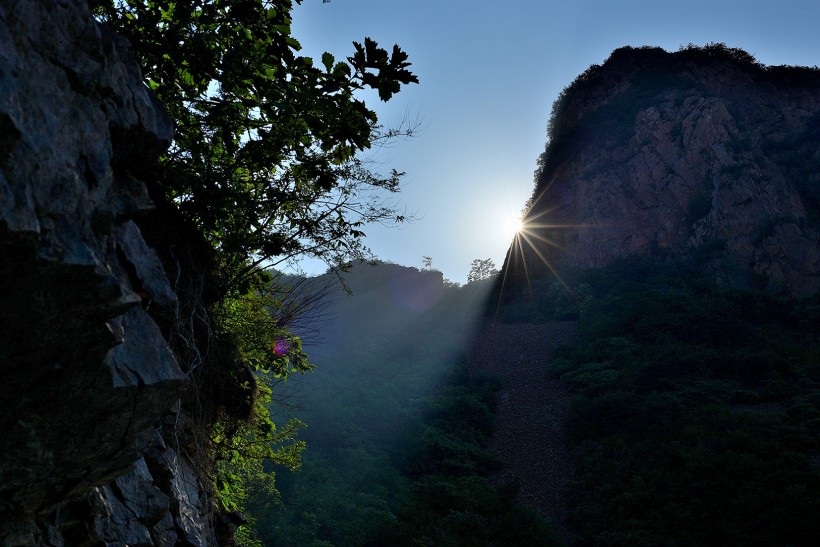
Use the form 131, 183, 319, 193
243, 263, 558, 546
532, 258, 820, 545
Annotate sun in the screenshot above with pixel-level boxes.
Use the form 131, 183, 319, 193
500, 214, 524, 240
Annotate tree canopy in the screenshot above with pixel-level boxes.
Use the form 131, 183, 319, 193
92, 0, 418, 290
467, 258, 498, 284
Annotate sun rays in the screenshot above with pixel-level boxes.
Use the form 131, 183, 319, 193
493, 195, 604, 321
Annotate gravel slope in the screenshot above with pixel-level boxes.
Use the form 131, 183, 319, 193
468, 320, 579, 544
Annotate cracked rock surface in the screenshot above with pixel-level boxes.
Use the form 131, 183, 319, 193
510, 46, 820, 297
0, 1, 217, 544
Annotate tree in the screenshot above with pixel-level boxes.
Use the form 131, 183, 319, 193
90, 1, 419, 539
92, 0, 418, 291
467, 258, 499, 284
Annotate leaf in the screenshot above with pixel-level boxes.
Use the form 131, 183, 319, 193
332, 61, 351, 78
321, 51, 334, 72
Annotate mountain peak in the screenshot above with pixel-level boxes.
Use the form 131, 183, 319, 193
508, 44, 820, 296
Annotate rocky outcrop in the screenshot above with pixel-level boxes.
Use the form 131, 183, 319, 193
0, 0, 216, 544
509, 45, 820, 296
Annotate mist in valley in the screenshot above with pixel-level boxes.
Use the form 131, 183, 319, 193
247, 262, 558, 546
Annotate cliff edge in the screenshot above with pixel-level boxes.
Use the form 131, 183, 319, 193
1, 1, 219, 544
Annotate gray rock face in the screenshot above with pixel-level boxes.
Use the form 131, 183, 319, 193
88, 432, 215, 547
511, 46, 820, 296
0, 0, 216, 544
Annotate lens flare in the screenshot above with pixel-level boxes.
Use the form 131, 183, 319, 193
272, 339, 291, 356
493, 185, 607, 321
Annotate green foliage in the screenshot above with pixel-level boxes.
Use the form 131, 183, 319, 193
216, 285, 312, 378
209, 287, 312, 541
378, 371, 559, 547
91, 0, 418, 288
211, 405, 305, 512
261, 369, 557, 547
549, 259, 820, 545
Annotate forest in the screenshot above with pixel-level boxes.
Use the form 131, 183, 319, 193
497, 257, 820, 545
242, 262, 558, 546
213, 254, 820, 546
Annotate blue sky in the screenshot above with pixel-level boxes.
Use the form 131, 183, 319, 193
290, 0, 820, 283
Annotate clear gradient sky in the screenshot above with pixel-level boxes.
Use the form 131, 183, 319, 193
289, 0, 820, 283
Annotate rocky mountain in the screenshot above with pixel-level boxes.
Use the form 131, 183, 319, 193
490, 45, 820, 545
0, 1, 221, 544
505, 44, 820, 297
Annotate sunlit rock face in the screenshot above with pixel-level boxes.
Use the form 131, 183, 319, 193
510, 45, 820, 296
0, 1, 215, 544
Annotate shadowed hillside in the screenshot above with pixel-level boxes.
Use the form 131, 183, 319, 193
468, 320, 578, 543
494, 44, 820, 546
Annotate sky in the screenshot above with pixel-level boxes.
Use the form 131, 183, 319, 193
289, 0, 820, 284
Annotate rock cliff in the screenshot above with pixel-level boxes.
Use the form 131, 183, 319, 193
0, 1, 218, 544
507, 45, 820, 296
